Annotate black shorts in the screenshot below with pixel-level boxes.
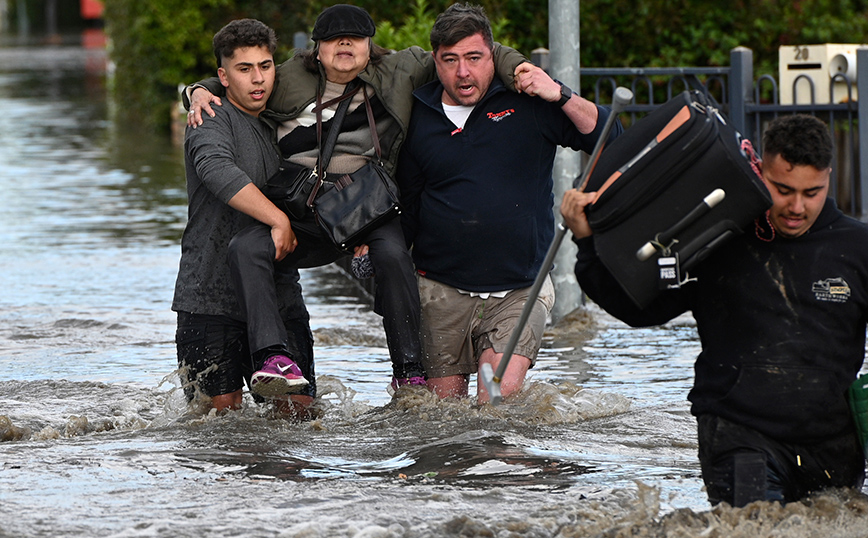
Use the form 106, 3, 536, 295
697, 414, 865, 506
176, 311, 316, 401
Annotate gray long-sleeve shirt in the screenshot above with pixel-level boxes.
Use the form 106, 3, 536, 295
172, 101, 284, 317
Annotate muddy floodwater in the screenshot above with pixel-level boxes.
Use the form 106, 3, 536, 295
1, 42, 867, 538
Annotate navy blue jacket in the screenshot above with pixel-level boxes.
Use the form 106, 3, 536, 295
575, 198, 868, 443
398, 77, 622, 292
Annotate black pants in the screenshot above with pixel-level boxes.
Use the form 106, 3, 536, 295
697, 414, 866, 506
176, 310, 316, 400
228, 216, 422, 378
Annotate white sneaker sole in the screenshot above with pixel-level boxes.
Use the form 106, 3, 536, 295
250, 372, 309, 397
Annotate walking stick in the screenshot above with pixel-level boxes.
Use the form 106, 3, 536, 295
480, 86, 633, 405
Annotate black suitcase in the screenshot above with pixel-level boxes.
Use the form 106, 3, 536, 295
585, 90, 772, 308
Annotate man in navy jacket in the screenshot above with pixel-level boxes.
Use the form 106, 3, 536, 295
398, 3, 622, 403
561, 114, 867, 506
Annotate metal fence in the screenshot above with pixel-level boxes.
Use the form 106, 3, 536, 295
569, 47, 868, 220
342, 46, 868, 299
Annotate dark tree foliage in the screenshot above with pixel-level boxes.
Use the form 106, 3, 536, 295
105, 0, 868, 130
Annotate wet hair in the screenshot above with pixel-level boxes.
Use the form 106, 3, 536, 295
762, 114, 833, 170
213, 19, 277, 68
296, 38, 389, 74
429, 3, 494, 53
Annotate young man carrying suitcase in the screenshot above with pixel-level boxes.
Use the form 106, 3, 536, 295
561, 114, 867, 506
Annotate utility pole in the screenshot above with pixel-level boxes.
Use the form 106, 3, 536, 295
16, 0, 29, 39
548, 0, 582, 322
46, 0, 59, 43
0, 1, 8, 34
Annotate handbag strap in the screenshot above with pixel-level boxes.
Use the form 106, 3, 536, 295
360, 87, 382, 162
314, 80, 362, 177
306, 79, 382, 208
306, 82, 361, 208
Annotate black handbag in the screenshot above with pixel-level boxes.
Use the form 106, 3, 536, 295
307, 82, 401, 251
313, 160, 401, 250
260, 161, 318, 221
260, 81, 361, 221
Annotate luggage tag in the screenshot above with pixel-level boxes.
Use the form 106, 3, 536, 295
657, 253, 682, 289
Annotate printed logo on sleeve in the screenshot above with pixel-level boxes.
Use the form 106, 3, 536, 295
812, 277, 851, 303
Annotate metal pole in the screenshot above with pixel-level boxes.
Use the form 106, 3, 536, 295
0, 0, 8, 34
481, 88, 633, 405
45, 0, 58, 42
16, 0, 28, 40
729, 47, 753, 141
548, 0, 582, 322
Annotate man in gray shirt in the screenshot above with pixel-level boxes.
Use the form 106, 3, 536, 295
172, 18, 314, 417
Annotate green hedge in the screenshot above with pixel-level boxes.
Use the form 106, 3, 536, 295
105, 0, 228, 129
106, 0, 868, 131
104, 0, 311, 130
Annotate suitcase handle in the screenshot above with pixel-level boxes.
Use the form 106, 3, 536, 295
636, 188, 726, 261
678, 224, 737, 273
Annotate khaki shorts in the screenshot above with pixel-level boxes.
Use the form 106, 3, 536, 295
418, 274, 555, 378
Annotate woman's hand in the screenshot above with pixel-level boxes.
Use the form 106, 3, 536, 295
187, 87, 222, 128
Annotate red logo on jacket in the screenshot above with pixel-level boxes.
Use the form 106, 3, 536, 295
487, 109, 514, 122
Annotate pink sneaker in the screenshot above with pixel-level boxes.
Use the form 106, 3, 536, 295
250, 355, 309, 397
389, 376, 427, 395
